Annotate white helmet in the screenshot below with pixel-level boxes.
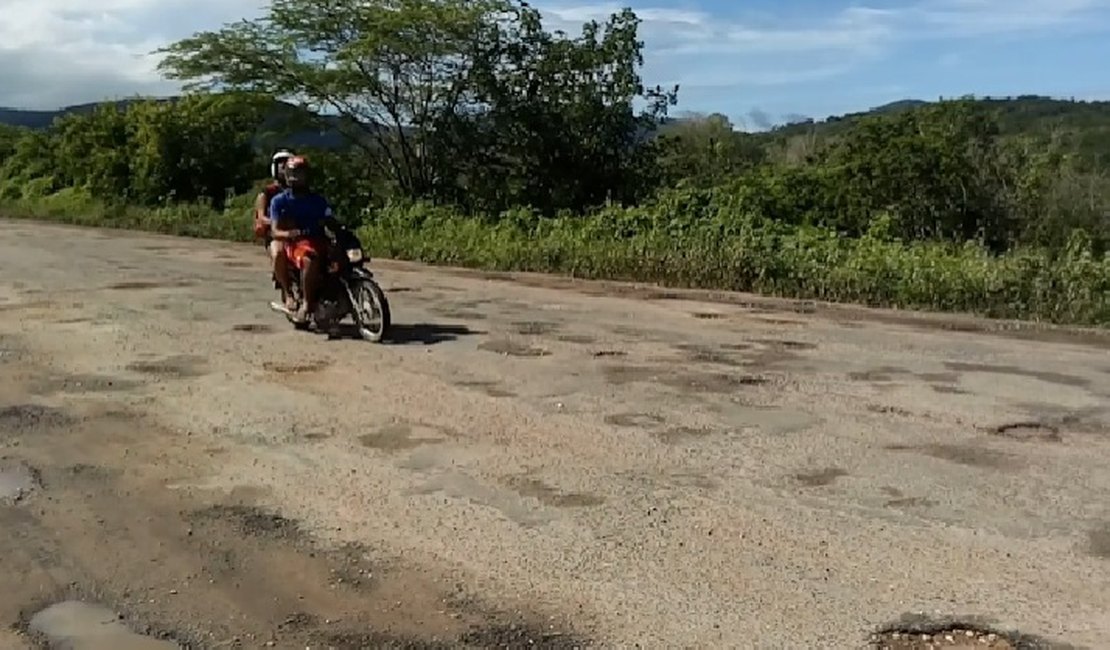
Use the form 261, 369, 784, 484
270, 149, 295, 181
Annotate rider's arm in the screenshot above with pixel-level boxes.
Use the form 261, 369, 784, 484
269, 194, 301, 240
253, 191, 268, 224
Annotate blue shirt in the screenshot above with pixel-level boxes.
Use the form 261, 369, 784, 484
269, 189, 333, 237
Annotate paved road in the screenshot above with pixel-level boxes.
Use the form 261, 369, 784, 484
1, 219, 1109, 649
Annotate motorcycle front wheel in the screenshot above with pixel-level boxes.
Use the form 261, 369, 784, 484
348, 277, 391, 342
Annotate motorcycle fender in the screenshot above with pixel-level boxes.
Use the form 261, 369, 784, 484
349, 267, 374, 280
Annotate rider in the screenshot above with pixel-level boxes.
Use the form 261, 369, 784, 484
254, 149, 296, 308
268, 155, 338, 324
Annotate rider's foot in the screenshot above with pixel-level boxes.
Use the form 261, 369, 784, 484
284, 295, 298, 312
292, 305, 309, 324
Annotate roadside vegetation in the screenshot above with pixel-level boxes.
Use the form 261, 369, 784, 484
0, 0, 1107, 325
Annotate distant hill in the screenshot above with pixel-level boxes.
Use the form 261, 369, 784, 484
759, 95, 1110, 169
4, 95, 1110, 164
765, 95, 1110, 136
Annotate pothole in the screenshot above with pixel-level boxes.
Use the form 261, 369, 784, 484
125, 355, 206, 378
0, 404, 72, 429
262, 360, 331, 373
0, 460, 38, 502
232, 323, 274, 333
514, 320, 560, 335
478, 339, 551, 357
871, 627, 1015, 648
106, 280, 193, 290
28, 601, 178, 649
991, 421, 1061, 442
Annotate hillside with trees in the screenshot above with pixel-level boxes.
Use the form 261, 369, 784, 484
0, 0, 1106, 325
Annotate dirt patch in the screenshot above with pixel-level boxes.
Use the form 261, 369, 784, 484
932, 384, 970, 395
944, 361, 1091, 389
0, 404, 72, 430
1087, 524, 1110, 559
126, 354, 207, 378
886, 443, 1015, 470
431, 309, 487, 321
653, 426, 715, 444
263, 359, 330, 373
884, 496, 937, 509
660, 371, 767, 394
991, 422, 1062, 443
556, 334, 596, 344
222, 261, 252, 268
191, 504, 301, 541
359, 423, 443, 452
478, 339, 550, 357
459, 622, 594, 648
753, 338, 817, 351
514, 320, 560, 335
917, 372, 960, 383
232, 323, 274, 333
505, 476, 605, 508
35, 373, 139, 394
602, 364, 662, 385
106, 280, 193, 290
867, 404, 915, 418
691, 312, 726, 320
591, 349, 626, 358
604, 412, 664, 428
675, 344, 743, 367
454, 381, 516, 398
849, 366, 909, 382
794, 467, 848, 487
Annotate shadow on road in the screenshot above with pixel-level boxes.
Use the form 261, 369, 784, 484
328, 322, 482, 345
387, 323, 482, 345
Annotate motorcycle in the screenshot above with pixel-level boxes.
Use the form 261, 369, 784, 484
269, 227, 391, 342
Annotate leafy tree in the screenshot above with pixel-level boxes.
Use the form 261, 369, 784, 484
656, 113, 765, 186
817, 99, 1020, 250
156, 0, 676, 214
126, 93, 269, 206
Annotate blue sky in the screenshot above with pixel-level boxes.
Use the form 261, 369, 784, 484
1, 0, 1108, 127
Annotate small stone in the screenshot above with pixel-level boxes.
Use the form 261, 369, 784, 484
921, 634, 931, 641
985, 633, 997, 641
945, 634, 955, 642
169, 589, 178, 595
965, 630, 976, 637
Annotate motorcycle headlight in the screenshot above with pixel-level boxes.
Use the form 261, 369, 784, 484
346, 249, 363, 263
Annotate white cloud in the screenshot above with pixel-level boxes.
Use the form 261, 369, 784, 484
0, 0, 1106, 109
0, 0, 263, 108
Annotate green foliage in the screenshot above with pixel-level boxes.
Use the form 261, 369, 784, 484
0, 94, 268, 209
7, 186, 1107, 326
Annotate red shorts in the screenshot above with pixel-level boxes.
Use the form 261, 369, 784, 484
284, 236, 329, 270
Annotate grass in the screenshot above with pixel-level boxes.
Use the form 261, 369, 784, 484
4, 187, 1109, 327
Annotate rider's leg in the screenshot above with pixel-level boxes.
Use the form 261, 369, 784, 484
273, 243, 297, 310
300, 253, 323, 319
